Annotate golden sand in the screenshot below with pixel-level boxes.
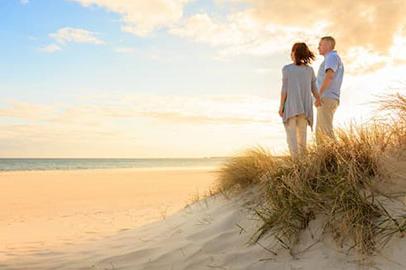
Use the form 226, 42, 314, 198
0, 167, 218, 261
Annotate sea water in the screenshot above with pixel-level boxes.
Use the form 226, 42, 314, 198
0, 157, 229, 171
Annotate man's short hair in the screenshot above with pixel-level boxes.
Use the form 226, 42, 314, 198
321, 36, 336, 49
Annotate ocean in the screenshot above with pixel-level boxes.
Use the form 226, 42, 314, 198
0, 157, 229, 171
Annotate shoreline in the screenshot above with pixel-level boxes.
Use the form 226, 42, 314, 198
0, 165, 222, 174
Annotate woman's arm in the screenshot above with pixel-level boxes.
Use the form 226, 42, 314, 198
279, 92, 287, 117
279, 66, 288, 117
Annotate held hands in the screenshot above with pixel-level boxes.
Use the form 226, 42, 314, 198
314, 97, 321, 107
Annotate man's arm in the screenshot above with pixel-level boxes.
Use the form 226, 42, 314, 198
318, 69, 335, 97
311, 69, 321, 107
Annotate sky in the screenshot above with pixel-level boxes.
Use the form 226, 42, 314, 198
1, 0, 406, 158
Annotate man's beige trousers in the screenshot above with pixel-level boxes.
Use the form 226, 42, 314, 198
316, 97, 339, 144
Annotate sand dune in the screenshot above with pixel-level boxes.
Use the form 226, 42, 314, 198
2, 184, 405, 270
88, 187, 406, 270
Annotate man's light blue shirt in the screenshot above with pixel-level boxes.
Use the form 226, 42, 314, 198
316, 50, 344, 101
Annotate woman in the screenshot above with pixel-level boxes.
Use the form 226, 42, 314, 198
279, 42, 321, 158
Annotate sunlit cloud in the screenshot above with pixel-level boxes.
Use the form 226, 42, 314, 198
49, 27, 105, 45
69, 0, 406, 73
2, 85, 404, 157
344, 47, 388, 74
48, 94, 277, 125
390, 29, 406, 64
114, 47, 136, 54
236, 0, 406, 54
70, 0, 190, 36
0, 94, 280, 132
39, 44, 62, 53
170, 11, 325, 58
40, 27, 104, 53
0, 101, 56, 121
0, 94, 282, 157
169, 0, 406, 72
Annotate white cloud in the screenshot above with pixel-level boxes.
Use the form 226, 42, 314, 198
0, 94, 281, 157
40, 27, 104, 52
67, 0, 406, 74
236, 0, 406, 56
0, 94, 279, 126
39, 44, 62, 53
169, 1, 406, 73
344, 47, 388, 74
49, 27, 105, 45
49, 94, 277, 125
71, 0, 190, 36
20, 0, 29, 5
114, 47, 136, 54
170, 13, 253, 47
0, 101, 56, 120
170, 11, 325, 58
3, 86, 404, 157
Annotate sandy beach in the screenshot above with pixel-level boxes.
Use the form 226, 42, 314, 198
0, 167, 218, 267
2, 181, 405, 270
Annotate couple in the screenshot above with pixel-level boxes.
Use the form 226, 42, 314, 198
279, 36, 344, 158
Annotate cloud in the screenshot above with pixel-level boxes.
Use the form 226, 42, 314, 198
169, 0, 406, 73
48, 94, 277, 126
68, 0, 406, 73
0, 94, 281, 157
40, 27, 104, 53
114, 47, 136, 54
0, 101, 56, 121
239, 0, 406, 55
140, 111, 271, 125
20, 0, 29, 5
39, 44, 62, 53
0, 94, 278, 126
49, 27, 105, 45
238, 0, 406, 65
70, 0, 190, 36
170, 11, 325, 57
344, 47, 388, 74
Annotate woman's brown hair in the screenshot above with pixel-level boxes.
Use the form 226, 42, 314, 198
292, 42, 315, 65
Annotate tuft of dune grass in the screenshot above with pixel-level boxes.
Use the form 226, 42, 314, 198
216, 93, 406, 255
215, 146, 277, 192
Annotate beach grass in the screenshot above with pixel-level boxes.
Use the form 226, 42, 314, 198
216, 93, 406, 255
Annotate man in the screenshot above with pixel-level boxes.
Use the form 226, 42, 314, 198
315, 36, 344, 144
